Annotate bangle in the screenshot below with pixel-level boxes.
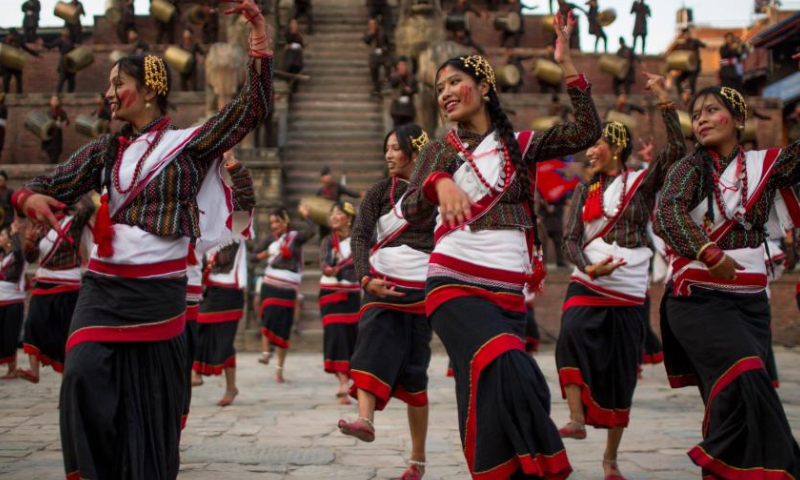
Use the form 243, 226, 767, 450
249, 50, 273, 59
698, 244, 725, 268
585, 264, 597, 280
657, 100, 675, 109
696, 242, 716, 261
360, 276, 372, 289
11, 189, 34, 217
708, 254, 728, 271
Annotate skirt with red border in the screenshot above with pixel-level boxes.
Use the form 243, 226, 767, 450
0, 301, 24, 366
260, 283, 297, 349
320, 287, 360, 375
349, 287, 431, 410
524, 308, 541, 353
555, 282, 645, 429
193, 286, 243, 376
662, 285, 800, 479
180, 301, 199, 430
22, 282, 80, 373
427, 275, 571, 480
641, 293, 664, 365
61, 272, 186, 480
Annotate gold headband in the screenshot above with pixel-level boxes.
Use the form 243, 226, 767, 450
719, 87, 747, 122
604, 122, 629, 150
144, 55, 168, 97
460, 55, 496, 93
341, 202, 356, 217
410, 130, 429, 152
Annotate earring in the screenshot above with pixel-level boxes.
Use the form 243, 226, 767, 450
145, 101, 152, 108
737, 125, 744, 130
613, 154, 619, 163
482, 95, 490, 102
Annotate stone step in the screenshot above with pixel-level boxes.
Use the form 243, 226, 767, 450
283, 158, 384, 169
303, 32, 365, 42
286, 169, 384, 183
293, 91, 375, 101
304, 56, 373, 67
289, 110, 381, 122
287, 130, 384, 141
301, 84, 374, 94
286, 139, 383, 149
283, 149, 383, 160
291, 100, 377, 110
288, 118, 383, 129
304, 66, 370, 77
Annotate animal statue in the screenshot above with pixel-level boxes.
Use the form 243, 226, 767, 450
394, 0, 446, 63
204, 14, 249, 116
415, 41, 473, 136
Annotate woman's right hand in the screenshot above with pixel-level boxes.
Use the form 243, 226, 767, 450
592, 256, 626, 278
21, 193, 65, 232
643, 71, 669, 103
365, 278, 405, 298
435, 178, 473, 228
708, 254, 744, 280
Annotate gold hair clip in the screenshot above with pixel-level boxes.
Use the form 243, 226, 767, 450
720, 86, 748, 122
410, 130, 429, 152
342, 202, 356, 217
604, 121, 629, 149
144, 55, 169, 96
460, 55, 497, 93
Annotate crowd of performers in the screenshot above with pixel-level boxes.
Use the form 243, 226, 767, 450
0, 2, 799, 480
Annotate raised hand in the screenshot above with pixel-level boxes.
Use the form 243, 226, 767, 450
553, 10, 576, 65
637, 136, 655, 163
642, 71, 669, 103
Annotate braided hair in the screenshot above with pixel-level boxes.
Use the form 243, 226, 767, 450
435, 56, 539, 243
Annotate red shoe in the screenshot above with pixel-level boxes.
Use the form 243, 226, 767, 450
216, 388, 239, 407
338, 417, 375, 443
16, 368, 39, 384
399, 461, 426, 480
558, 421, 587, 440
603, 459, 627, 480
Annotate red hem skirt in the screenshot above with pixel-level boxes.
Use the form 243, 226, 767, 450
641, 293, 664, 365
661, 285, 800, 479
193, 286, 243, 377
320, 287, 360, 376
22, 282, 80, 373
260, 283, 297, 349
0, 301, 24, 366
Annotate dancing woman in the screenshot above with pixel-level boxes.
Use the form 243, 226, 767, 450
17, 197, 95, 383
12, 0, 273, 477
402, 12, 601, 479
253, 205, 314, 383
655, 85, 800, 479
319, 201, 359, 402
339, 124, 434, 480
0, 223, 26, 380
556, 73, 684, 480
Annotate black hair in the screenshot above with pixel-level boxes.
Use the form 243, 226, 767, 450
115, 54, 171, 115
269, 206, 290, 224
0, 170, 7, 180
551, 93, 560, 102
331, 200, 357, 226
618, 36, 625, 44
435, 56, 539, 245
600, 121, 634, 166
320, 165, 331, 176
384, 123, 425, 161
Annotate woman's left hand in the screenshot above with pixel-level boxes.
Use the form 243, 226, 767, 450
553, 10, 576, 65
224, 0, 265, 26
643, 71, 669, 103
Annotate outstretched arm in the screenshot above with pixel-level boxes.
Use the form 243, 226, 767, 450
639, 72, 685, 196
351, 181, 383, 282
562, 183, 589, 270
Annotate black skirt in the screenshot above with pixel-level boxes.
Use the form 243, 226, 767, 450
181, 301, 199, 430
662, 286, 800, 478
524, 308, 541, 353
427, 276, 571, 479
641, 293, 663, 365
193, 286, 244, 376
0, 301, 24, 366
23, 283, 81, 373
349, 287, 432, 410
60, 272, 187, 480
556, 282, 645, 429
260, 283, 297, 349
320, 287, 360, 375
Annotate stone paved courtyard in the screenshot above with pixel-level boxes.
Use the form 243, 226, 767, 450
1, 346, 799, 480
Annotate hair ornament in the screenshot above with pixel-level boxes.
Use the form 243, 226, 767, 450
341, 202, 356, 217
719, 86, 747, 122
144, 55, 169, 96
604, 121, 629, 150
410, 130, 429, 152
460, 55, 496, 93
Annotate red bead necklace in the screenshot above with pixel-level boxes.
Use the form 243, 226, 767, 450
709, 149, 749, 229
389, 176, 406, 220
446, 130, 513, 194
113, 117, 170, 195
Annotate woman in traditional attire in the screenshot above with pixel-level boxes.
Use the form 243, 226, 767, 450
253, 205, 314, 383
401, 13, 600, 479
319, 201, 359, 403
12, 0, 273, 476
655, 85, 800, 479
17, 197, 95, 383
339, 124, 433, 480
191, 151, 255, 407
557, 73, 684, 479
0, 223, 26, 379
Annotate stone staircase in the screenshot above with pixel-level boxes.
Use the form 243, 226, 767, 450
282, 0, 388, 327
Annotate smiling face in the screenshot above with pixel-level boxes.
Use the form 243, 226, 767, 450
385, 133, 413, 178
269, 214, 288, 237
105, 63, 152, 122
436, 65, 488, 125
329, 206, 349, 231
0, 230, 10, 251
691, 94, 740, 148
586, 137, 620, 176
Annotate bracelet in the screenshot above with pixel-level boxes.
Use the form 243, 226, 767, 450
11, 189, 34, 217
249, 50, 273, 59
696, 242, 716, 261
360, 276, 373, 289
708, 254, 728, 271
657, 100, 675, 109
585, 264, 597, 280
698, 243, 725, 268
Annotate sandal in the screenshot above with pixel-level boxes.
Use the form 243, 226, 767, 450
399, 460, 426, 480
603, 459, 627, 480
338, 417, 375, 443
0, 371, 18, 380
16, 368, 39, 384
216, 388, 239, 407
558, 421, 587, 440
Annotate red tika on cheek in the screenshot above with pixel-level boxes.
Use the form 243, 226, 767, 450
118, 89, 137, 109
459, 84, 473, 106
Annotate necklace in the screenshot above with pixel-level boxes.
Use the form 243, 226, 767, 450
602, 170, 629, 220
112, 117, 170, 195
447, 130, 513, 194
389, 176, 406, 220
708, 149, 750, 230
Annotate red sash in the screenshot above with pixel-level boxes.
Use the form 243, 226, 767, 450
582, 171, 648, 248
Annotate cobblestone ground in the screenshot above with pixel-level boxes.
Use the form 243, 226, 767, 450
1, 346, 799, 480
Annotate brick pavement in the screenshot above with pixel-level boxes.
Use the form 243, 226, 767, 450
1, 347, 799, 480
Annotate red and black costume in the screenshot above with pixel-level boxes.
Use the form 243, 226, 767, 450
0, 233, 26, 368
319, 232, 359, 376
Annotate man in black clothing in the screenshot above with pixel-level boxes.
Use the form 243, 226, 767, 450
117, 0, 135, 43
0, 172, 14, 231
548, 94, 573, 121
2, 29, 39, 94
363, 18, 391, 96
500, 51, 534, 94
719, 32, 744, 91
203, 1, 220, 44
613, 37, 636, 95
0, 95, 7, 161
293, 0, 314, 35
65, 0, 85, 44
45, 28, 77, 94
367, 0, 392, 36
631, 0, 650, 55
155, 0, 178, 44
127, 29, 150, 55
582, 0, 607, 53
317, 166, 360, 238
501, 0, 535, 48
388, 57, 418, 127
179, 28, 206, 91
672, 27, 706, 97
22, 0, 41, 43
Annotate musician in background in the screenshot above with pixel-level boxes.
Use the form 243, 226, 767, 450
2, 29, 40, 94
127, 28, 150, 55
0, 172, 13, 231
284, 19, 305, 93
537, 44, 562, 94
44, 28, 77, 94
388, 57, 418, 127
367, 0, 392, 36
670, 27, 705, 97
630, 0, 650, 54
203, 1, 220, 44
606, 93, 645, 117
580, 0, 607, 53
317, 166, 361, 239
292, 0, 314, 35
501, 0, 535, 48
363, 18, 391, 96
155, 0, 178, 44
0, 95, 6, 161
788, 103, 800, 145
719, 32, 745, 91
117, 0, 135, 43
22, 0, 41, 44
179, 28, 206, 91
43, 95, 69, 164
453, 29, 486, 55
93, 92, 111, 123
549, 93, 574, 121
613, 37, 636, 95
500, 50, 534, 94
65, 0, 85, 44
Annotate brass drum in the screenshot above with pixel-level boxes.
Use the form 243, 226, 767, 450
497, 65, 521, 87
533, 59, 562, 86
606, 110, 637, 135
105, 0, 122, 24
494, 12, 522, 33
165, 46, 195, 75
598, 8, 617, 27
531, 116, 561, 132
150, 0, 177, 24
667, 51, 698, 72
741, 119, 757, 143
187, 5, 209, 25
598, 54, 630, 80
109, 50, 127, 65
54, 1, 81, 25
541, 15, 556, 33
25, 111, 56, 142
0, 44, 26, 71
75, 114, 109, 138
65, 46, 94, 73
445, 13, 470, 32
300, 196, 335, 226
677, 110, 693, 138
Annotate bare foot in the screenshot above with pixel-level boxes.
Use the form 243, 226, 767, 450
603, 459, 626, 480
216, 388, 239, 407
276, 367, 285, 383
191, 374, 204, 387
337, 417, 375, 442
258, 352, 271, 365
0, 371, 18, 380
